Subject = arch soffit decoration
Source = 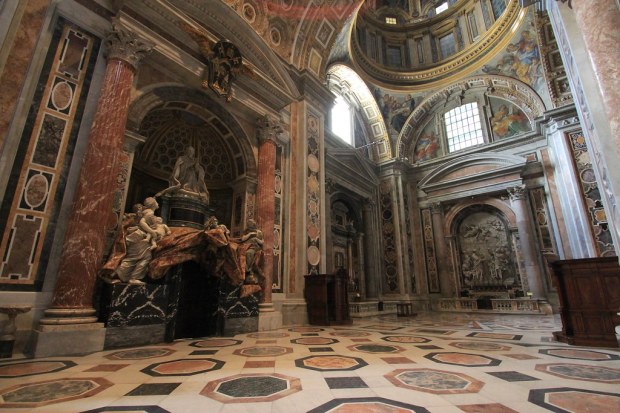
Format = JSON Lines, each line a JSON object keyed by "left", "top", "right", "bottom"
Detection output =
{"left": 443, "top": 198, "right": 518, "bottom": 236}
{"left": 291, "top": 1, "right": 364, "bottom": 76}
{"left": 327, "top": 64, "right": 392, "bottom": 161}
{"left": 419, "top": 152, "right": 527, "bottom": 189}
{"left": 397, "top": 75, "right": 546, "bottom": 158}
{"left": 126, "top": 85, "right": 257, "bottom": 178}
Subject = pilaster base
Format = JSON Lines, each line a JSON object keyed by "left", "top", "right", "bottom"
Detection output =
{"left": 258, "top": 309, "right": 282, "bottom": 331}
{"left": 280, "top": 300, "right": 308, "bottom": 326}
{"left": 32, "top": 323, "right": 105, "bottom": 358}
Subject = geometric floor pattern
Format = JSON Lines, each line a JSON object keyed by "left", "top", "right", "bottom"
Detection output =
{"left": 0, "top": 312, "right": 619, "bottom": 412}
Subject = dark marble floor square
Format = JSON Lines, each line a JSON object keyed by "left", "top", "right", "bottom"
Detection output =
{"left": 190, "top": 350, "right": 218, "bottom": 355}
{"left": 244, "top": 360, "right": 276, "bottom": 368}
{"left": 487, "top": 371, "right": 540, "bottom": 382}
{"left": 309, "top": 347, "right": 334, "bottom": 352}
{"left": 301, "top": 333, "right": 319, "bottom": 336}
{"left": 416, "top": 345, "right": 442, "bottom": 350}
{"left": 325, "top": 376, "right": 368, "bottom": 389}
{"left": 382, "top": 356, "right": 415, "bottom": 364}
{"left": 84, "top": 364, "right": 129, "bottom": 372}
{"left": 126, "top": 383, "right": 181, "bottom": 396}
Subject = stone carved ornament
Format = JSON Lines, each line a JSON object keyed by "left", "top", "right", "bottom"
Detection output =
{"left": 181, "top": 22, "right": 257, "bottom": 102}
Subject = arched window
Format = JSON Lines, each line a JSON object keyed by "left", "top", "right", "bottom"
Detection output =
{"left": 331, "top": 95, "right": 353, "bottom": 145}
{"left": 444, "top": 102, "right": 484, "bottom": 152}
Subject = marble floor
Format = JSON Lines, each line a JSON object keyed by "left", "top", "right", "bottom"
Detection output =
{"left": 1, "top": 312, "right": 619, "bottom": 413}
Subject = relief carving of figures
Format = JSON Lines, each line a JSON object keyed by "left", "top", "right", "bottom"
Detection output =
{"left": 457, "top": 209, "right": 519, "bottom": 288}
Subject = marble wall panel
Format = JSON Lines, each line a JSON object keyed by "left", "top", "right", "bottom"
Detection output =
{"left": 0, "top": 20, "right": 100, "bottom": 289}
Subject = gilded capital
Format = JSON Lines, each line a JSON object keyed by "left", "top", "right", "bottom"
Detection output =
{"left": 507, "top": 185, "right": 527, "bottom": 201}
{"left": 105, "top": 22, "right": 153, "bottom": 70}
{"left": 256, "top": 115, "right": 284, "bottom": 143}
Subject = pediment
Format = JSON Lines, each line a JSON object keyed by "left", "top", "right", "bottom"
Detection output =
{"left": 419, "top": 153, "right": 526, "bottom": 197}
{"left": 326, "top": 149, "right": 378, "bottom": 193}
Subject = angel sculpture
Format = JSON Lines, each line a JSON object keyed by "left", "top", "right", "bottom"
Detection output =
{"left": 181, "top": 22, "right": 257, "bottom": 102}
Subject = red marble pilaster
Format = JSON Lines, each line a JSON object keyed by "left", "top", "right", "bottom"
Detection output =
{"left": 41, "top": 24, "right": 152, "bottom": 325}
{"left": 0, "top": 0, "right": 50, "bottom": 148}
{"left": 255, "top": 116, "right": 283, "bottom": 309}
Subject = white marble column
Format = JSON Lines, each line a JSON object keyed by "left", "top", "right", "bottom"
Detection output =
{"left": 508, "top": 186, "right": 546, "bottom": 298}
{"left": 431, "top": 203, "right": 455, "bottom": 296}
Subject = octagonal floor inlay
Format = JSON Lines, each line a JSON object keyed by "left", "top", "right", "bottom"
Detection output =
{"left": 0, "top": 377, "right": 113, "bottom": 408}
{"left": 529, "top": 387, "right": 620, "bottom": 412}
{"left": 0, "top": 360, "right": 76, "bottom": 378}
{"left": 201, "top": 373, "right": 301, "bottom": 403}
{"left": 190, "top": 338, "right": 242, "bottom": 348}
{"left": 385, "top": 368, "right": 484, "bottom": 394}
{"left": 425, "top": 352, "right": 501, "bottom": 367}
{"left": 295, "top": 355, "right": 368, "bottom": 371}
{"left": 382, "top": 335, "right": 431, "bottom": 344}
{"left": 105, "top": 348, "right": 175, "bottom": 360}
{"left": 233, "top": 346, "right": 293, "bottom": 357}
{"left": 246, "top": 332, "right": 289, "bottom": 339}
{"left": 329, "top": 330, "right": 372, "bottom": 337}
{"left": 539, "top": 348, "right": 620, "bottom": 361}
{"left": 307, "top": 397, "right": 430, "bottom": 413}
{"left": 291, "top": 337, "right": 338, "bottom": 345}
{"left": 82, "top": 407, "right": 171, "bottom": 413}
{"left": 449, "top": 341, "right": 511, "bottom": 351}
{"left": 535, "top": 363, "right": 620, "bottom": 383}
{"left": 141, "top": 358, "right": 224, "bottom": 376}
{"left": 347, "top": 344, "right": 405, "bottom": 354}
{"left": 289, "top": 327, "right": 324, "bottom": 333}
{"left": 466, "top": 332, "right": 522, "bottom": 340}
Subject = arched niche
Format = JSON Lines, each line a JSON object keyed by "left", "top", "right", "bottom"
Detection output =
{"left": 125, "top": 86, "right": 257, "bottom": 228}
{"left": 448, "top": 204, "right": 522, "bottom": 296}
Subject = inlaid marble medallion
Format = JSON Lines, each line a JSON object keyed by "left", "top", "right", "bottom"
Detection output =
{"left": 535, "top": 363, "right": 620, "bottom": 383}
{"left": 382, "top": 335, "right": 431, "bottom": 344}
{"left": 233, "top": 346, "right": 293, "bottom": 357}
{"left": 295, "top": 355, "right": 368, "bottom": 371}
{"left": 105, "top": 347, "right": 175, "bottom": 360}
{"left": 190, "top": 338, "right": 242, "bottom": 348}
{"left": 425, "top": 352, "right": 502, "bottom": 367}
{"left": 385, "top": 368, "right": 484, "bottom": 394}
{"left": 449, "top": 341, "right": 511, "bottom": 351}
{"left": 307, "top": 397, "right": 430, "bottom": 413}
{"left": 291, "top": 337, "right": 338, "bottom": 345}
{"left": 0, "top": 360, "right": 75, "bottom": 378}
{"left": 529, "top": 387, "right": 620, "bottom": 412}
{"left": 0, "top": 377, "right": 112, "bottom": 408}
{"left": 539, "top": 348, "right": 620, "bottom": 361}
{"left": 141, "top": 358, "right": 224, "bottom": 376}
{"left": 348, "top": 344, "right": 405, "bottom": 354}
{"left": 201, "top": 373, "right": 301, "bottom": 403}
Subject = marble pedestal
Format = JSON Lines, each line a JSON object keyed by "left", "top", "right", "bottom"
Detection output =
{"left": 160, "top": 193, "right": 213, "bottom": 229}
{"left": 32, "top": 323, "right": 106, "bottom": 358}
{"left": 258, "top": 305, "right": 283, "bottom": 331}
{"left": 99, "top": 282, "right": 171, "bottom": 349}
